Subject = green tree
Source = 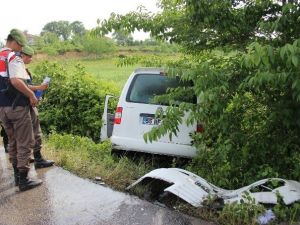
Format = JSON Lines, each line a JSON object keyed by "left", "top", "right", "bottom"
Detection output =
{"left": 96, "top": 0, "right": 300, "bottom": 50}
{"left": 39, "top": 32, "right": 60, "bottom": 45}
{"left": 70, "top": 21, "right": 86, "bottom": 37}
{"left": 42, "top": 20, "right": 72, "bottom": 40}
{"left": 112, "top": 30, "right": 134, "bottom": 46}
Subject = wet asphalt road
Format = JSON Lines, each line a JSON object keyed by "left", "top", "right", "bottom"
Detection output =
{"left": 0, "top": 148, "right": 214, "bottom": 225}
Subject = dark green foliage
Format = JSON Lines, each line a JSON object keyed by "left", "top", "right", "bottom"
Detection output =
{"left": 33, "top": 61, "right": 118, "bottom": 141}
{"left": 70, "top": 21, "right": 86, "bottom": 37}
{"left": 41, "top": 21, "right": 72, "bottom": 41}
{"left": 97, "top": 0, "right": 300, "bottom": 51}
{"left": 162, "top": 42, "right": 300, "bottom": 189}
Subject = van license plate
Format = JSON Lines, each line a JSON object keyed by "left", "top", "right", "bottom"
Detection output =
{"left": 142, "top": 117, "right": 161, "bottom": 125}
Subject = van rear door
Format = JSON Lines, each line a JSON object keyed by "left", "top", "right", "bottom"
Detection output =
{"left": 123, "top": 73, "right": 195, "bottom": 145}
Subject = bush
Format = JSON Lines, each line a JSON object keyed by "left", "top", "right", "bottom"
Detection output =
{"left": 82, "top": 34, "right": 116, "bottom": 56}
{"left": 33, "top": 61, "right": 118, "bottom": 141}
{"left": 34, "top": 33, "right": 82, "bottom": 55}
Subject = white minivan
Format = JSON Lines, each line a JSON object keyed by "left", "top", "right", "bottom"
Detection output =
{"left": 101, "top": 68, "right": 200, "bottom": 158}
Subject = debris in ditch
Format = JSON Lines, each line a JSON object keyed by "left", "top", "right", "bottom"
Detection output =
{"left": 126, "top": 168, "right": 300, "bottom": 208}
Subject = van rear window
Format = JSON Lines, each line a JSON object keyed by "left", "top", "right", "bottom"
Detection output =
{"left": 126, "top": 74, "right": 195, "bottom": 105}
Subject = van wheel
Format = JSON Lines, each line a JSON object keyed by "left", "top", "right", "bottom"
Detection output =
{"left": 111, "top": 149, "right": 126, "bottom": 158}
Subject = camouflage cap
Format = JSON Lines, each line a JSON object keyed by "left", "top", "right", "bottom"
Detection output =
{"left": 9, "top": 29, "right": 27, "bottom": 46}
{"left": 22, "top": 45, "right": 34, "bottom": 56}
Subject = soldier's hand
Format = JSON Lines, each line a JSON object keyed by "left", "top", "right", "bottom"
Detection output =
{"left": 39, "top": 83, "right": 49, "bottom": 90}
{"left": 29, "top": 95, "right": 39, "bottom": 107}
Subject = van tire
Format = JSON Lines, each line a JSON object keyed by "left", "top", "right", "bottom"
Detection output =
{"left": 111, "top": 149, "right": 127, "bottom": 158}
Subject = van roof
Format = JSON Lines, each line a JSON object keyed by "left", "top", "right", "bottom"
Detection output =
{"left": 134, "top": 68, "right": 165, "bottom": 74}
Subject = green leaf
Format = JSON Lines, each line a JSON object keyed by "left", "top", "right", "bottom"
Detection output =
{"left": 261, "top": 55, "right": 269, "bottom": 66}
{"left": 292, "top": 80, "right": 299, "bottom": 89}
{"left": 280, "top": 46, "right": 286, "bottom": 60}
{"left": 292, "top": 55, "right": 299, "bottom": 67}
{"left": 253, "top": 55, "right": 261, "bottom": 66}
{"left": 287, "top": 44, "right": 294, "bottom": 54}
{"left": 267, "top": 46, "right": 274, "bottom": 64}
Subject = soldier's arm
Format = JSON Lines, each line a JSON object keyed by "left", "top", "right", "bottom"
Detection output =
{"left": 10, "top": 78, "right": 38, "bottom": 107}
{"left": 28, "top": 83, "right": 48, "bottom": 91}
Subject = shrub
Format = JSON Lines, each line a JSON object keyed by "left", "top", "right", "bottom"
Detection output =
{"left": 82, "top": 34, "right": 116, "bottom": 56}
{"left": 33, "top": 61, "right": 118, "bottom": 141}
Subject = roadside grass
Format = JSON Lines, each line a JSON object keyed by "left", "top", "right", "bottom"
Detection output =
{"left": 43, "top": 133, "right": 153, "bottom": 190}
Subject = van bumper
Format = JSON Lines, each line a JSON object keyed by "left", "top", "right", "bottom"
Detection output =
{"left": 111, "top": 136, "right": 197, "bottom": 158}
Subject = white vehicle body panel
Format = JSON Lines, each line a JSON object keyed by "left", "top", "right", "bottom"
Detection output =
{"left": 127, "top": 168, "right": 300, "bottom": 207}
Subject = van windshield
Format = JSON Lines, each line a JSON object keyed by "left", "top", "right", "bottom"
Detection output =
{"left": 126, "top": 74, "right": 195, "bottom": 105}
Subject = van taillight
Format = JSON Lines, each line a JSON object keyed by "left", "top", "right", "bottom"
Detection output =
{"left": 196, "top": 123, "right": 204, "bottom": 133}
{"left": 114, "top": 107, "right": 123, "bottom": 124}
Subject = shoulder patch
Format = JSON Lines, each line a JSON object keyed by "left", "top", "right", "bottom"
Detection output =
{"left": 8, "top": 51, "right": 16, "bottom": 62}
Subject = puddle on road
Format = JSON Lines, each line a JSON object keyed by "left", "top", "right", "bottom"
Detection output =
{"left": 42, "top": 167, "right": 138, "bottom": 224}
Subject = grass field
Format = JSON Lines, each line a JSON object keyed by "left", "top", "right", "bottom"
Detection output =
{"left": 32, "top": 51, "right": 181, "bottom": 89}
{"left": 81, "top": 58, "right": 138, "bottom": 88}
{"left": 32, "top": 54, "right": 140, "bottom": 89}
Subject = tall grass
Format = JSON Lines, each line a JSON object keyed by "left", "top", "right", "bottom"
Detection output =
{"left": 43, "top": 133, "right": 153, "bottom": 190}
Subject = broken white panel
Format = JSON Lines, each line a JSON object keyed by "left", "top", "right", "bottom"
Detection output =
{"left": 223, "top": 178, "right": 300, "bottom": 205}
{"left": 127, "top": 168, "right": 300, "bottom": 207}
{"left": 126, "top": 168, "right": 224, "bottom": 207}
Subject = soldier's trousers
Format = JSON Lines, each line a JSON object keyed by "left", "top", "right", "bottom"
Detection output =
{"left": 0, "top": 106, "right": 34, "bottom": 172}
{"left": 30, "top": 107, "right": 42, "bottom": 153}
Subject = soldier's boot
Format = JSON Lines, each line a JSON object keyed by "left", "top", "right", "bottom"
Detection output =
{"left": 3, "top": 137, "right": 8, "bottom": 153}
{"left": 13, "top": 165, "right": 20, "bottom": 186}
{"left": 19, "top": 171, "right": 42, "bottom": 192}
{"left": 29, "top": 156, "right": 35, "bottom": 163}
{"left": 34, "top": 151, "right": 54, "bottom": 169}
{"left": 4, "top": 144, "right": 8, "bottom": 153}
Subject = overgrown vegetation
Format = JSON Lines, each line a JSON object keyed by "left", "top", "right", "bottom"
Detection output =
{"left": 32, "top": 61, "right": 118, "bottom": 141}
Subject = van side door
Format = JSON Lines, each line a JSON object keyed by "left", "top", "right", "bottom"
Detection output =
{"left": 100, "top": 95, "right": 115, "bottom": 141}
